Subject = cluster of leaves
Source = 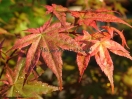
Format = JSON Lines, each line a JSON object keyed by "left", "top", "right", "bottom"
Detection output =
{"left": 0, "top": 3, "right": 132, "bottom": 98}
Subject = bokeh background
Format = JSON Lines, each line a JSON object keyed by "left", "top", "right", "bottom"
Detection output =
{"left": 0, "top": 0, "right": 132, "bottom": 99}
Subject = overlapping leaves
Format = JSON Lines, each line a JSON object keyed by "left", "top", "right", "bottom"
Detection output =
{"left": 45, "top": 4, "right": 68, "bottom": 32}
{"left": 10, "top": 20, "right": 83, "bottom": 90}
{"left": 2, "top": 4, "right": 132, "bottom": 96}
{"left": 0, "top": 57, "right": 59, "bottom": 97}
{"left": 76, "top": 29, "right": 132, "bottom": 93}
{"left": 71, "top": 10, "right": 132, "bottom": 30}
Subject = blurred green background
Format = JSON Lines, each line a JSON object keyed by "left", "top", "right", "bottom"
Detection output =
{"left": 0, "top": 0, "right": 132, "bottom": 99}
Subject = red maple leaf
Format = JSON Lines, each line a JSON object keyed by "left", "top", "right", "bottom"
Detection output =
{"left": 10, "top": 21, "right": 83, "bottom": 90}
{"left": 71, "top": 10, "right": 132, "bottom": 30}
{"left": 76, "top": 30, "right": 132, "bottom": 93}
{"left": 45, "top": 4, "right": 69, "bottom": 32}
{"left": 102, "top": 26, "right": 129, "bottom": 48}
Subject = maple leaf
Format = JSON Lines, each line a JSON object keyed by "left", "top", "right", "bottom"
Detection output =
{"left": 45, "top": 4, "right": 69, "bottom": 32}
{"left": 10, "top": 21, "right": 83, "bottom": 90}
{"left": 0, "top": 57, "right": 59, "bottom": 97}
{"left": 71, "top": 10, "right": 132, "bottom": 29}
{"left": 102, "top": 26, "right": 129, "bottom": 48}
{"left": 76, "top": 30, "right": 132, "bottom": 93}
{"left": 77, "top": 53, "right": 90, "bottom": 82}
{"left": 103, "top": 40, "right": 132, "bottom": 60}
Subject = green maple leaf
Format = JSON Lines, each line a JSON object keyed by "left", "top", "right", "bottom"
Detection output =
{"left": 0, "top": 57, "right": 59, "bottom": 98}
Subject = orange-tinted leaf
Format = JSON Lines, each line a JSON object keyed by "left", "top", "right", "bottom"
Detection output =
{"left": 102, "top": 26, "right": 114, "bottom": 38}
{"left": 105, "top": 40, "right": 132, "bottom": 60}
{"left": 82, "top": 30, "right": 91, "bottom": 41}
{"left": 110, "top": 49, "right": 132, "bottom": 60}
{"left": 96, "top": 39, "right": 132, "bottom": 61}
{"left": 91, "top": 32, "right": 111, "bottom": 40}
{"left": 45, "top": 4, "right": 68, "bottom": 33}
{"left": 95, "top": 46, "right": 114, "bottom": 93}
{"left": 10, "top": 34, "right": 40, "bottom": 50}
{"left": 102, "top": 26, "right": 129, "bottom": 48}
{"left": 88, "top": 40, "right": 100, "bottom": 56}
{"left": 41, "top": 44, "right": 63, "bottom": 90}
{"left": 77, "top": 30, "right": 111, "bottom": 42}
{"left": 77, "top": 53, "right": 90, "bottom": 82}
{"left": 104, "top": 40, "right": 129, "bottom": 53}
{"left": 24, "top": 37, "right": 41, "bottom": 79}
{"left": 73, "top": 13, "right": 99, "bottom": 29}
{"left": 76, "top": 36, "right": 115, "bottom": 92}
{"left": 88, "top": 20, "right": 99, "bottom": 31}
{"left": 93, "top": 39, "right": 132, "bottom": 92}
{"left": 71, "top": 11, "right": 132, "bottom": 28}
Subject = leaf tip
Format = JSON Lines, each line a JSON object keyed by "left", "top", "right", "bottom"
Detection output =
{"left": 78, "top": 76, "right": 83, "bottom": 83}
{"left": 59, "top": 85, "right": 63, "bottom": 91}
